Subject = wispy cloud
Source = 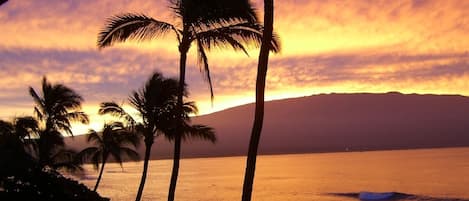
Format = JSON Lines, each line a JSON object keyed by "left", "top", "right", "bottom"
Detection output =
{"left": 0, "top": 0, "right": 468, "bottom": 133}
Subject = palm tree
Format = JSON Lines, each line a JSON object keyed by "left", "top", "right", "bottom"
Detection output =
{"left": 0, "top": 116, "right": 39, "bottom": 156}
{"left": 241, "top": 1, "right": 278, "bottom": 201}
{"left": 79, "top": 122, "right": 140, "bottom": 191}
{"left": 99, "top": 72, "right": 179, "bottom": 201}
{"left": 29, "top": 76, "right": 89, "bottom": 168}
{"left": 0, "top": 117, "right": 40, "bottom": 178}
{"left": 99, "top": 72, "right": 215, "bottom": 201}
{"left": 97, "top": 2, "right": 278, "bottom": 200}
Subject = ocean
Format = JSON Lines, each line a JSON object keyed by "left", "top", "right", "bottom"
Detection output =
{"left": 76, "top": 147, "right": 469, "bottom": 201}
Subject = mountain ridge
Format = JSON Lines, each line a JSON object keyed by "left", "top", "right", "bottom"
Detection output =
{"left": 65, "top": 92, "right": 469, "bottom": 159}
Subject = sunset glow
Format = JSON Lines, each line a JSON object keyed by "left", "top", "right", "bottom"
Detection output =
{"left": 1, "top": 0, "right": 468, "bottom": 134}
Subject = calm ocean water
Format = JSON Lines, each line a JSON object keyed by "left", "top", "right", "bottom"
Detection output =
{"left": 76, "top": 147, "right": 469, "bottom": 201}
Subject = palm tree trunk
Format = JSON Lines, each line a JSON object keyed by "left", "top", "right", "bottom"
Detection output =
{"left": 168, "top": 134, "right": 181, "bottom": 201}
{"left": 241, "top": 1, "right": 274, "bottom": 201}
{"left": 168, "top": 45, "right": 188, "bottom": 201}
{"left": 94, "top": 154, "right": 108, "bottom": 191}
{"left": 135, "top": 142, "right": 153, "bottom": 201}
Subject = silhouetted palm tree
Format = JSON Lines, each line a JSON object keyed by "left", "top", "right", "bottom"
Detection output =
{"left": 79, "top": 122, "right": 140, "bottom": 191}
{"left": 97, "top": 2, "right": 278, "bottom": 200}
{"left": 100, "top": 72, "right": 215, "bottom": 201}
{"left": 0, "top": 116, "right": 39, "bottom": 156}
{"left": 29, "top": 76, "right": 89, "bottom": 169}
{"left": 242, "top": 1, "right": 279, "bottom": 201}
{"left": 0, "top": 117, "right": 40, "bottom": 178}
{"left": 99, "top": 72, "right": 179, "bottom": 201}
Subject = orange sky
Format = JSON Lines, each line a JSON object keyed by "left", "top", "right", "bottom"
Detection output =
{"left": 0, "top": 0, "right": 468, "bottom": 134}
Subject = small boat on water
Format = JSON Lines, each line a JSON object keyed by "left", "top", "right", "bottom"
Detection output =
{"left": 359, "top": 192, "right": 395, "bottom": 200}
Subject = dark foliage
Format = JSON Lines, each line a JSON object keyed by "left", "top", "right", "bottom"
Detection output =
{"left": 0, "top": 144, "right": 107, "bottom": 201}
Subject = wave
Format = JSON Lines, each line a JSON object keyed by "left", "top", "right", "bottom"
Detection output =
{"left": 327, "top": 192, "right": 469, "bottom": 201}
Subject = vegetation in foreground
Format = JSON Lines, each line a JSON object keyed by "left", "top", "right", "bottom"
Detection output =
{"left": 0, "top": 77, "right": 107, "bottom": 200}
{"left": 0, "top": 72, "right": 215, "bottom": 201}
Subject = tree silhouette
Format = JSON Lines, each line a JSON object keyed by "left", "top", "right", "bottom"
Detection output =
{"left": 0, "top": 117, "right": 39, "bottom": 176}
{"left": 99, "top": 72, "right": 179, "bottom": 201}
{"left": 29, "top": 76, "right": 89, "bottom": 170}
{"left": 97, "top": 1, "right": 278, "bottom": 200}
{"left": 0, "top": 0, "right": 7, "bottom": 7}
{"left": 79, "top": 122, "right": 140, "bottom": 191}
{"left": 242, "top": 1, "right": 279, "bottom": 201}
{"left": 99, "top": 72, "right": 215, "bottom": 201}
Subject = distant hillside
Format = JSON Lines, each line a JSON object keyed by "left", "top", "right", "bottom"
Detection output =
{"left": 66, "top": 92, "right": 469, "bottom": 159}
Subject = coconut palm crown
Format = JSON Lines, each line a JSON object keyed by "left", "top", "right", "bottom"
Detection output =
{"left": 79, "top": 122, "right": 140, "bottom": 191}
{"left": 97, "top": 0, "right": 279, "bottom": 100}
{"left": 29, "top": 77, "right": 89, "bottom": 169}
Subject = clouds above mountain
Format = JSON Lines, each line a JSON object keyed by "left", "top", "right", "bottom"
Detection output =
{"left": 1, "top": 0, "right": 468, "bottom": 133}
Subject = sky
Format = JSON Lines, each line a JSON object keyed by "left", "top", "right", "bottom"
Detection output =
{"left": 0, "top": 0, "right": 468, "bottom": 134}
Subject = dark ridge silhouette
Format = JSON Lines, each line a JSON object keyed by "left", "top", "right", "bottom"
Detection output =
{"left": 66, "top": 92, "right": 469, "bottom": 159}
{"left": 329, "top": 192, "right": 469, "bottom": 201}
{"left": 0, "top": 0, "right": 7, "bottom": 6}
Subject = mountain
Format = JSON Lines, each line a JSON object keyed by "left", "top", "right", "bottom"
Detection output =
{"left": 66, "top": 92, "right": 469, "bottom": 159}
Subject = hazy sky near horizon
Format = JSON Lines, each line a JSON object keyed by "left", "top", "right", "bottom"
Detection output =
{"left": 1, "top": 0, "right": 468, "bottom": 133}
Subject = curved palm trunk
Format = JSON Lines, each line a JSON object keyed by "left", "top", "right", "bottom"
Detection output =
{"left": 135, "top": 141, "right": 153, "bottom": 201}
{"left": 168, "top": 134, "right": 181, "bottom": 201}
{"left": 241, "top": 1, "right": 274, "bottom": 201}
{"left": 94, "top": 154, "right": 108, "bottom": 191}
{"left": 168, "top": 43, "right": 188, "bottom": 201}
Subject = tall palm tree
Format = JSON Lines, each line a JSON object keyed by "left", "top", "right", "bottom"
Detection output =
{"left": 79, "top": 122, "right": 140, "bottom": 191}
{"left": 97, "top": 2, "right": 278, "bottom": 200}
{"left": 99, "top": 72, "right": 179, "bottom": 201}
{"left": 29, "top": 76, "right": 89, "bottom": 168}
{"left": 242, "top": 1, "right": 278, "bottom": 201}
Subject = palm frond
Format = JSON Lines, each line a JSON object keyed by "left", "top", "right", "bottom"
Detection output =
{"left": 195, "top": 22, "right": 280, "bottom": 53}
{"left": 76, "top": 147, "right": 100, "bottom": 165}
{"left": 109, "top": 147, "right": 124, "bottom": 166}
{"left": 119, "top": 147, "right": 140, "bottom": 161}
{"left": 97, "top": 13, "right": 178, "bottom": 48}
{"left": 64, "top": 112, "right": 90, "bottom": 124}
{"left": 29, "top": 87, "right": 45, "bottom": 121}
{"left": 183, "top": 124, "right": 216, "bottom": 143}
{"left": 196, "top": 37, "right": 215, "bottom": 102}
{"left": 14, "top": 116, "right": 39, "bottom": 139}
{"left": 50, "top": 148, "right": 84, "bottom": 174}
{"left": 172, "top": 0, "right": 258, "bottom": 28}
{"left": 183, "top": 101, "right": 198, "bottom": 116}
{"left": 86, "top": 129, "right": 103, "bottom": 144}
{"left": 99, "top": 102, "right": 137, "bottom": 126}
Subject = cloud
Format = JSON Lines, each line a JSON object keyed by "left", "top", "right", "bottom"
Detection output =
{"left": 272, "top": 0, "right": 469, "bottom": 55}
{"left": 1, "top": 0, "right": 468, "bottom": 124}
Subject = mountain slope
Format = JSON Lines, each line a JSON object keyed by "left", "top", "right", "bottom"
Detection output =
{"left": 66, "top": 92, "right": 469, "bottom": 159}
